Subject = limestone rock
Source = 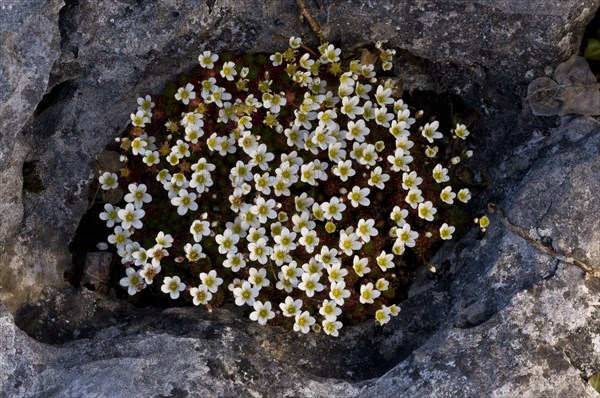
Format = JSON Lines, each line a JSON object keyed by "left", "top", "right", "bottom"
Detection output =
{"left": 1, "top": 0, "right": 600, "bottom": 397}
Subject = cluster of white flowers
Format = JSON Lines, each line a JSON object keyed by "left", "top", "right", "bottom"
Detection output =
{"left": 99, "top": 37, "right": 474, "bottom": 336}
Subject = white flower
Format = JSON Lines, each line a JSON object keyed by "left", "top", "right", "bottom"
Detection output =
{"left": 248, "top": 267, "right": 270, "bottom": 289}
{"left": 352, "top": 256, "right": 370, "bottom": 277}
{"left": 130, "top": 110, "right": 150, "bottom": 127}
{"left": 375, "top": 85, "right": 393, "bottom": 106}
{"left": 181, "top": 112, "right": 203, "bottom": 129}
{"left": 190, "top": 219, "right": 211, "bottom": 242}
{"left": 292, "top": 211, "right": 315, "bottom": 233}
{"left": 374, "top": 106, "right": 394, "bottom": 127}
{"left": 316, "top": 246, "right": 340, "bottom": 268}
{"left": 270, "top": 52, "right": 283, "bottom": 66}
{"left": 156, "top": 169, "right": 171, "bottom": 183}
{"left": 139, "top": 263, "right": 161, "bottom": 285}
{"left": 348, "top": 186, "right": 370, "bottom": 208}
{"left": 131, "top": 136, "right": 149, "bottom": 156}
{"left": 402, "top": 171, "right": 423, "bottom": 191}
{"left": 294, "top": 109, "right": 316, "bottom": 130}
{"left": 99, "top": 172, "right": 119, "bottom": 190}
{"left": 99, "top": 203, "right": 120, "bottom": 228}
{"left": 375, "top": 306, "right": 391, "bottom": 325}
{"left": 327, "top": 142, "right": 346, "bottom": 163}
{"left": 274, "top": 227, "right": 297, "bottom": 251}
{"left": 457, "top": 188, "right": 471, "bottom": 203}
{"left": 417, "top": 201, "right": 437, "bottom": 222}
{"left": 359, "top": 282, "right": 381, "bottom": 304}
{"left": 119, "top": 268, "right": 144, "bottom": 296}
{"left": 439, "top": 223, "right": 456, "bottom": 240}
{"left": 339, "top": 230, "right": 361, "bottom": 255}
{"left": 190, "top": 285, "right": 212, "bottom": 305}
{"left": 263, "top": 92, "right": 287, "bottom": 114}
{"left": 220, "top": 61, "right": 237, "bottom": 81}
{"left": 454, "top": 123, "right": 470, "bottom": 139}
{"left": 356, "top": 218, "right": 378, "bottom": 242}
{"left": 329, "top": 280, "right": 351, "bottom": 305}
{"left": 124, "top": 183, "right": 152, "bottom": 209}
{"left": 189, "top": 170, "right": 213, "bottom": 194}
{"left": 155, "top": 231, "right": 174, "bottom": 248}
{"left": 326, "top": 263, "right": 348, "bottom": 283}
{"left": 249, "top": 301, "right": 276, "bottom": 325}
{"left": 281, "top": 261, "right": 302, "bottom": 283}
{"left": 299, "top": 228, "right": 319, "bottom": 253}
{"left": 117, "top": 203, "right": 145, "bottom": 230}
{"left": 200, "top": 269, "right": 223, "bottom": 293}
{"left": 247, "top": 227, "right": 266, "bottom": 243}
{"left": 387, "top": 149, "right": 413, "bottom": 172}
{"left": 161, "top": 276, "right": 186, "bottom": 299}
{"left": 390, "top": 206, "right": 409, "bottom": 227}
{"left": 137, "top": 95, "right": 155, "bottom": 113}
{"left": 368, "top": 166, "right": 390, "bottom": 189}
{"left": 425, "top": 145, "right": 439, "bottom": 158}
{"left": 142, "top": 150, "right": 160, "bottom": 166}
{"left": 332, "top": 160, "right": 356, "bottom": 182}
{"left": 108, "top": 226, "right": 132, "bottom": 249}
{"left": 249, "top": 143, "right": 274, "bottom": 171}
{"left": 184, "top": 243, "right": 203, "bottom": 262}
{"left": 340, "top": 96, "right": 363, "bottom": 119}
{"left": 298, "top": 272, "right": 324, "bottom": 297}
{"left": 432, "top": 164, "right": 450, "bottom": 183}
{"left": 357, "top": 144, "right": 378, "bottom": 167}
{"left": 405, "top": 188, "right": 424, "bottom": 209}
{"left": 440, "top": 186, "right": 456, "bottom": 204}
{"left": 322, "top": 197, "right": 346, "bottom": 221}
{"left": 346, "top": 119, "right": 370, "bottom": 142}
{"left": 170, "top": 189, "right": 198, "bottom": 216}
{"left": 376, "top": 278, "right": 390, "bottom": 291}
{"left": 200, "top": 77, "right": 217, "bottom": 99}
{"left": 147, "top": 244, "right": 169, "bottom": 266}
{"left": 293, "top": 311, "right": 316, "bottom": 334}
{"left": 175, "top": 83, "right": 196, "bottom": 105}
{"left": 198, "top": 51, "right": 219, "bottom": 69}
{"left": 422, "top": 121, "right": 442, "bottom": 143}
{"left": 233, "top": 281, "right": 259, "bottom": 306}
{"left": 250, "top": 197, "right": 277, "bottom": 224}
{"left": 223, "top": 252, "right": 246, "bottom": 272}
{"left": 376, "top": 251, "right": 395, "bottom": 271}
{"left": 302, "top": 258, "right": 323, "bottom": 277}
{"left": 396, "top": 224, "right": 419, "bottom": 247}
{"left": 208, "top": 87, "right": 231, "bottom": 107}
{"left": 355, "top": 82, "right": 372, "bottom": 100}
{"left": 280, "top": 296, "right": 303, "bottom": 317}
{"left": 215, "top": 229, "right": 240, "bottom": 254}
{"left": 254, "top": 172, "right": 273, "bottom": 195}
{"left": 389, "top": 120, "right": 408, "bottom": 139}
{"left": 294, "top": 192, "right": 315, "bottom": 213}
{"left": 248, "top": 238, "right": 272, "bottom": 264}
{"left": 289, "top": 36, "right": 302, "bottom": 49}
{"left": 319, "top": 299, "right": 341, "bottom": 321}
{"left": 230, "top": 160, "right": 254, "bottom": 185}
{"left": 322, "top": 319, "right": 343, "bottom": 337}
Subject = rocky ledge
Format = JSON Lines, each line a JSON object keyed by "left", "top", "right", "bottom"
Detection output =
{"left": 1, "top": 0, "right": 599, "bottom": 397}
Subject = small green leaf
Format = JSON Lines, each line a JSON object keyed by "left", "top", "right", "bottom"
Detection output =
{"left": 583, "top": 38, "right": 600, "bottom": 61}
{"left": 589, "top": 372, "right": 600, "bottom": 393}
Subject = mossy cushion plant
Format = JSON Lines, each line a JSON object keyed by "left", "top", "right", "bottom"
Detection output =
{"left": 97, "top": 37, "right": 477, "bottom": 336}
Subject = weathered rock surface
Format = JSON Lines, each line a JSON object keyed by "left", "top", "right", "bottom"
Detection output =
{"left": 1, "top": 0, "right": 599, "bottom": 397}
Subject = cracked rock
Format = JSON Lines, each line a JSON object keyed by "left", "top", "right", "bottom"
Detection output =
{"left": 1, "top": 0, "right": 599, "bottom": 397}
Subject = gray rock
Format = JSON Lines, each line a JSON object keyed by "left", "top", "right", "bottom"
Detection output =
{"left": 1, "top": 0, "right": 600, "bottom": 397}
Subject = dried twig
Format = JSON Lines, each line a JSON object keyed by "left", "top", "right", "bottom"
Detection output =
{"left": 487, "top": 203, "right": 600, "bottom": 279}
{"left": 87, "top": 184, "right": 101, "bottom": 210}
{"left": 295, "top": 0, "right": 326, "bottom": 44}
